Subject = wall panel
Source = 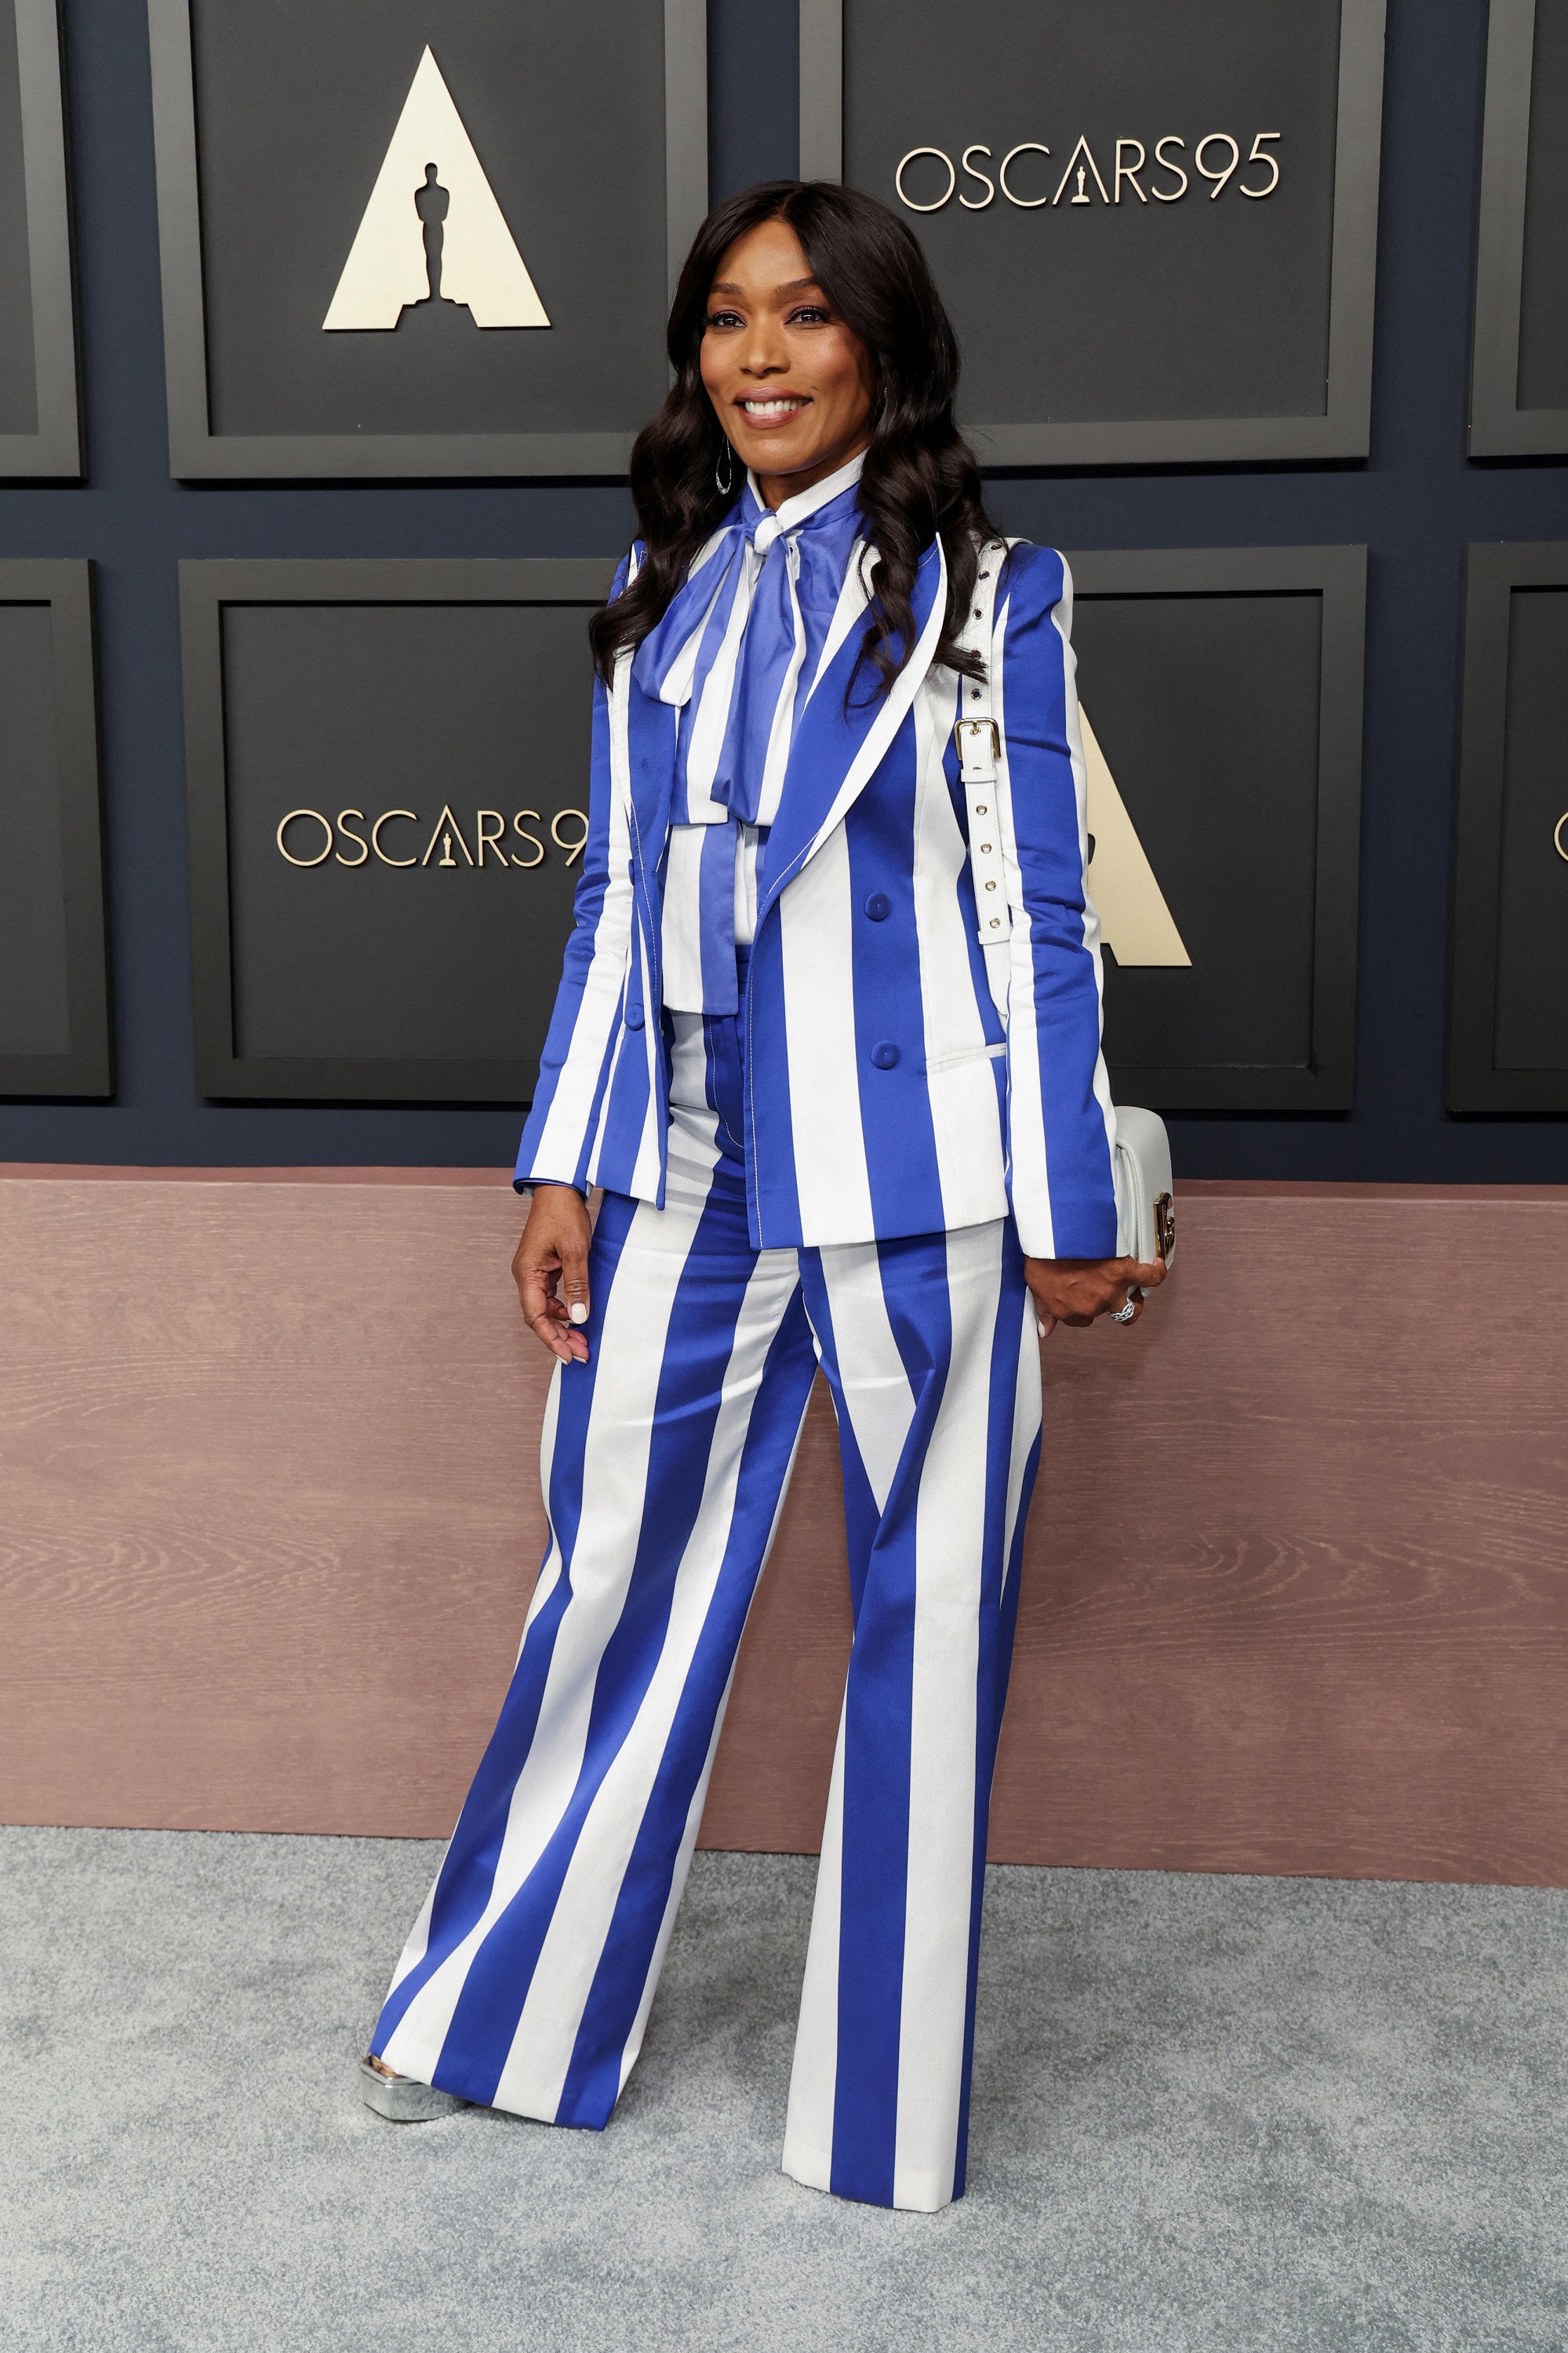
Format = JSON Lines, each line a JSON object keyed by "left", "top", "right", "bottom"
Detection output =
{"left": 147, "top": 0, "right": 707, "bottom": 475}
{"left": 0, "top": 0, "right": 80, "bottom": 475}
{"left": 1470, "top": 0, "right": 1568, "bottom": 453}
{"left": 4, "top": 1167, "right": 1565, "bottom": 1886}
{"left": 1, "top": 0, "right": 1566, "bottom": 1184}
{"left": 0, "top": 562, "right": 111, "bottom": 1097}
{"left": 803, "top": 0, "right": 1385, "bottom": 464}
{"left": 1450, "top": 542, "right": 1568, "bottom": 1111}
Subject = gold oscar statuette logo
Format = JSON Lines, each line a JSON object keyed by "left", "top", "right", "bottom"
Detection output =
{"left": 1078, "top": 707, "right": 1191, "bottom": 968}
{"left": 323, "top": 47, "right": 549, "bottom": 331}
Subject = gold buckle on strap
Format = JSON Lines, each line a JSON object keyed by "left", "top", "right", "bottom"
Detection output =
{"left": 955, "top": 718, "right": 1001, "bottom": 766}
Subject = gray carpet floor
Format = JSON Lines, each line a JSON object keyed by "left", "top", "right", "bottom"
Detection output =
{"left": 2, "top": 1829, "right": 1566, "bottom": 2352}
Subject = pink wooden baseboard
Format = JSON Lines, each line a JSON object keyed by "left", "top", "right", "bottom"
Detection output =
{"left": 2, "top": 1167, "right": 1566, "bottom": 1882}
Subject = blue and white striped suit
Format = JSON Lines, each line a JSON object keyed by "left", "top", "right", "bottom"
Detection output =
{"left": 371, "top": 463, "right": 1117, "bottom": 2210}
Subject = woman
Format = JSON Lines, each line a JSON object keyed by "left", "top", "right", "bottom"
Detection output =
{"left": 361, "top": 180, "right": 1164, "bottom": 2213}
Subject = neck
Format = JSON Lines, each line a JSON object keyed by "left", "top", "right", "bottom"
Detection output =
{"left": 755, "top": 432, "right": 871, "bottom": 513}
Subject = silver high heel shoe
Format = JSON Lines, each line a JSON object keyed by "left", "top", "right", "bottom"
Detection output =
{"left": 358, "top": 2055, "right": 467, "bottom": 2122}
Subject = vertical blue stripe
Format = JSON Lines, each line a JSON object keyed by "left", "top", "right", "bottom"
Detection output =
{"left": 740, "top": 918, "right": 800, "bottom": 1249}
{"left": 842, "top": 766, "right": 944, "bottom": 1238}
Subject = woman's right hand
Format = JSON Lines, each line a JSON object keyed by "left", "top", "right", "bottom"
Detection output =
{"left": 511, "top": 1184, "right": 595, "bottom": 1364}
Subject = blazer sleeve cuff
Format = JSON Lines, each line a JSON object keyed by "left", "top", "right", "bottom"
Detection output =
{"left": 1012, "top": 1192, "right": 1119, "bottom": 1260}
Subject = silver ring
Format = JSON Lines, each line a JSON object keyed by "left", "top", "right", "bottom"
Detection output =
{"left": 1108, "top": 1286, "right": 1141, "bottom": 1325}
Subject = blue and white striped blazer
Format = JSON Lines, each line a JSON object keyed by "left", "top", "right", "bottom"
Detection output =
{"left": 515, "top": 533, "right": 1119, "bottom": 1259}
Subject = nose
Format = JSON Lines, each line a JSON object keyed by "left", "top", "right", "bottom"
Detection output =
{"left": 737, "top": 317, "right": 790, "bottom": 380}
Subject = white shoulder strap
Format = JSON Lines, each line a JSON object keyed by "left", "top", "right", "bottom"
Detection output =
{"left": 954, "top": 541, "right": 1009, "bottom": 950}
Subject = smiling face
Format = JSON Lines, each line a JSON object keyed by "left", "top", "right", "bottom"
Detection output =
{"left": 699, "top": 217, "right": 879, "bottom": 511}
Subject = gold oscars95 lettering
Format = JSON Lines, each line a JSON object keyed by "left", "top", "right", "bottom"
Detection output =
{"left": 275, "top": 805, "right": 590, "bottom": 870}
{"left": 893, "top": 132, "right": 1283, "bottom": 213}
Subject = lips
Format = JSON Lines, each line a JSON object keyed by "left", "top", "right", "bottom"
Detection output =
{"left": 737, "top": 395, "right": 809, "bottom": 423}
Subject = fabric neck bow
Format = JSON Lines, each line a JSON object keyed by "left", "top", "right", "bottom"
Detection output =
{"left": 630, "top": 453, "right": 868, "bottom": 1014}
{"left": 631, "top": 456, "right": 868, "bottom": 827}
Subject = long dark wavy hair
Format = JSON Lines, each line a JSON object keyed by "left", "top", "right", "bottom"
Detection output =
{"left": 588, "top": 180, "right": 1000, "bottom": 699}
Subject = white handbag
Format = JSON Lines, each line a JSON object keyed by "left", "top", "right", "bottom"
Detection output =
{"left": 1109, "top": 1103, "right": 1176, "bottom": 1268}
{"left": 954, "top": 540, "right": 1174, "bottom": 1275}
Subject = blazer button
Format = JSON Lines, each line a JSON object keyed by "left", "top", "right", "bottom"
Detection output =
{"left": 624, "top": 1002, "right": 646, "bottom": 1031}
{"left": 871, "top": 1041, "right": 900, "bottom": 1070}
{"left": 864, "top": 892, "right": 890, "bottom": 922}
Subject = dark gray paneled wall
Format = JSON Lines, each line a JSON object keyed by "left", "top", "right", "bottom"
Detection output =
{"left": 0, "top": 0, "right": 1563, "bottom": 1180}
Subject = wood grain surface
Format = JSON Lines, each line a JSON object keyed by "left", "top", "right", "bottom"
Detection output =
{"left": 2, "top": 1170, "right": 1566, "bottom": 1884}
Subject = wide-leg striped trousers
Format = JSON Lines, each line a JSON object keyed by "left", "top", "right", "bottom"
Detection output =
{"left": 371, "top": 1060, "right": 1043, "bottom": 2212}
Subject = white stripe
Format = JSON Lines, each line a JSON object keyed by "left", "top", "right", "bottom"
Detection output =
{"left": 910, "top": 679, "right": 1010, "bottom": 1231}
{"left": 814, "top": 1242, "right": 915, "bottom": 1515}
{"left": 990, "top": 591, "right": 1053, "bottom": 1257}
{"left": 733, "top": 820, "right": 762, "bottom": 947}
{"left": 492, "top": 1243, "right": 803, "bottom": 2118}
{"left": 666, "top": 1009, "right": 714, "bottom": 1126}
{"left": 660, "top": 826, "right": 708, "bottom": 1013}
{"left": 778, "top": 827, "right": 875, "bottom": 1245}
{"left": 893, "top": 1219, "right": 1002, "bottom": 2213}
{"left": 517, "top": 1367, "right": 567, "bottom": 1659}
{"left": 379, "top": 1182, "right": 709, "bottom": 2087}
{"left": 780, "top": 1707, "right": 846, "bottom": 2191}
{"left": 654, "top": 568, "right": 729, "bottom": 711}
{"left": 1001, "top": 1305, "right": 1042, "bottom": 1608}
{"left": 525, "top": 646, "right": 636, "bottom": 1184}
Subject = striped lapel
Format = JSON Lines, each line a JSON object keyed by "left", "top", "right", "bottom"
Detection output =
{"left": 756, "top": 537, "right": 948, "bottom": 929}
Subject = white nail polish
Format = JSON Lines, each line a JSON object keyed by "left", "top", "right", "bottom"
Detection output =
{"left": 569, "top": 1302, "right": 589, "bottom": 1325}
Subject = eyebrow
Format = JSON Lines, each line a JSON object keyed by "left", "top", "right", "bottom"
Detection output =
{"left": 707, "top": 275, "right": 824, "bottom": 299}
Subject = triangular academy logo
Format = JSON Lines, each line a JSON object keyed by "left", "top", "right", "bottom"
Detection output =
{"left": 1079, "top": 706, "right": 1191, "bottom": 966}
{"left": 322, "top": 47, "right": 549, "bottom": 330}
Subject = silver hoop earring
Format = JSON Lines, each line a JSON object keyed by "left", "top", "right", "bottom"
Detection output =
{"left": 715, "top": 442, "right": 734, "bottom": 495}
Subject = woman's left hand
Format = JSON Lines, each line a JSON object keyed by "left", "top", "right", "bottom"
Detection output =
{"left": 1025, "top": 1253, "right": 1167, "bottom": 1337}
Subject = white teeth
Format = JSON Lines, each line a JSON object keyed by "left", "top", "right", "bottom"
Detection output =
{"left": 741, "top": 398, "right": 805, "bottom": 416}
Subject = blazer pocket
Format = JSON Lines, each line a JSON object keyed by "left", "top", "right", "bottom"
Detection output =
{"left": 924, "top": 1042, "right": 1007, "bottom": 1076}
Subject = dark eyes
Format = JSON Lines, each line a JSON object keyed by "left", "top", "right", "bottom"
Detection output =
{"left": 702, "top": 304, "right": 835, "bottom": 331}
